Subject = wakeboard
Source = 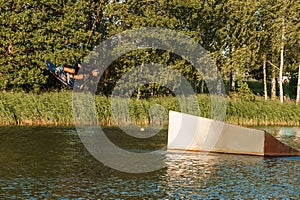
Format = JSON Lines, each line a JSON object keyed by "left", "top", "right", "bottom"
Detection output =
{"left": 46, "top": 60, "right": 73, "bottom": 88}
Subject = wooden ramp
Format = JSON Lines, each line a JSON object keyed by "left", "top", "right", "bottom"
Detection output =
{"left": 167, "top": 111, "right": 300, "bottom": 156}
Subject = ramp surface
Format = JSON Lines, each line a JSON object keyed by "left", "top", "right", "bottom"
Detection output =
{"left": 167, "top": 111, "right": 300, "bottom": 156}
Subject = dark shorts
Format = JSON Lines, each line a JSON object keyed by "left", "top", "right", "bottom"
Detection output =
{"left": 73, "top": 63, "right": 80, "bottom": 74}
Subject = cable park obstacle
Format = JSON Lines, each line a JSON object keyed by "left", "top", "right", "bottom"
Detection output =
{"left": 168, "top": 111, "right": 300, "bottom": 156}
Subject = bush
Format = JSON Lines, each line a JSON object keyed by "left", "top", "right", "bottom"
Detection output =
{"left": 236, "top": 82, "right": 255, "bottom": 101}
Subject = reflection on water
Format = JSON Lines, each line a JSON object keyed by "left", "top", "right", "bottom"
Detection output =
{"left": 164, "top": 152, "right": 299, "bottom": 199}
{"left": 0, "top": 126, "right": 299, "bottom": 199}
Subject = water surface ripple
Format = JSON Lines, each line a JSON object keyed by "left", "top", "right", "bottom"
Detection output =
{"left": 0, "top": 126, "right": 299, "bottom": 199}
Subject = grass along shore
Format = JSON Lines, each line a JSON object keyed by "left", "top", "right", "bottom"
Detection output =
{"left": 0, "top": 91, "right": 300, "bottom": 126}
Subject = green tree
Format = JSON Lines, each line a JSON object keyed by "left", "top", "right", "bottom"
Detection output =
{"left": 259, "top": 0, "right": 299, "bottom": 102}
{"left": 102, "top": 0, "right": 206, "bottom": 97}
{"left": 0, "top": 0, "right": 107, "bottom": 92}
{"left": 199, "top": 0, "right": 262, "bottom": 92}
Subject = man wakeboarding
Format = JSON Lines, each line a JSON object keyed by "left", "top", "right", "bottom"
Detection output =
{"left": 46, "top": 60, "right": 100, "bottom": 89}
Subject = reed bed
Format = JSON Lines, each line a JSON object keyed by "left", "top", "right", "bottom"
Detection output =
{"left": 0, "top": 92, "right": 74, "bottom": 125}
{"left": 0, "top": 92, "right": 300, "bottom": 126}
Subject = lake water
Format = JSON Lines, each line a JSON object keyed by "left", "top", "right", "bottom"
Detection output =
{"left": 0, "top": 126, "right": 299, "bottom": 199}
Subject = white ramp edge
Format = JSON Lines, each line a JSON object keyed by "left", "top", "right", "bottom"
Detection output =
{"left": 167, "top": 111, "right": 300, "bottom": 156}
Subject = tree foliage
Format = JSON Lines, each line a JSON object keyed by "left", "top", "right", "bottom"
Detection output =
{"left": 0, "top": 0, "right": 107, "bottom": 92}
{"left": 0, "top": 0, "right": 299, "bottom": 102}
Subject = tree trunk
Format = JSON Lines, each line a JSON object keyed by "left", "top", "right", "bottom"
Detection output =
{"left": 263, "top": 55, "right": 268, "bottom": 100}
{"left": 230, "top": 71, "right": 236, "bottom": 92}
{"left": 279, "top": 38, "right": 284, "bottom": 103}
{"left": 101, "top": 69, "right": 109, "bottom": 95}
{"left": 271, "top": 65, "right": 276, "bottom": 100}
{"left": 296, "top": 63, "right": 300, "bottom": 105}
{"left": 200, "top": 80, "right": 204, "bottom": 94}
{"left": 279, "top": 3, "right": 286, "bottom": 103}
{"left": 137, "top": 88, "right": 141, "bottom": 100}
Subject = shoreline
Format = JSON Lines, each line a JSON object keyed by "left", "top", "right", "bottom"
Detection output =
{"left": 1, "top": 121, "right": 299, "bottom": 127}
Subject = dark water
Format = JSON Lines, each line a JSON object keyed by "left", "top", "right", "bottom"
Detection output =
{"left": 0, "top": 126, "right": 299, "bottom": 199}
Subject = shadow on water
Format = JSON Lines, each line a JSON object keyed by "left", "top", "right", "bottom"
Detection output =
{"left": 0, "top": 126, "right": 299, "bottom": 199}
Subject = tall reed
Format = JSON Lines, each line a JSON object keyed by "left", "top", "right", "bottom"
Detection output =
{"left": 1, "top": 92, "right": 300, "bottom": 126}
